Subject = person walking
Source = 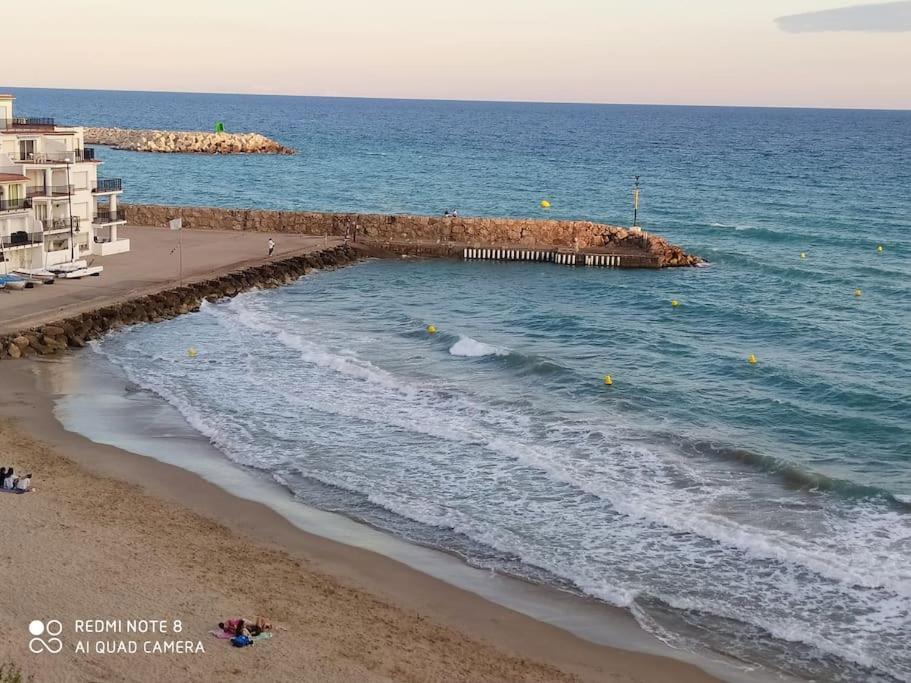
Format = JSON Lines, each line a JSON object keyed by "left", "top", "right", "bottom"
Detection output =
{"left": 267, "top": 238, "right": 275, "bottom": 256}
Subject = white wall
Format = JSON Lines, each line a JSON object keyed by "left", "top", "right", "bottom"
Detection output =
{"left": 0, "top": 212, "right": 29, "bottom": 236}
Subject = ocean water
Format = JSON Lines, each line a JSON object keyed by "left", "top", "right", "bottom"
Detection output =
{"left": 10, "top": 88, "right": 911, "bottom": 681}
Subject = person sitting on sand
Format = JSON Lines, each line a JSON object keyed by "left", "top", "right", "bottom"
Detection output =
{"left": 218, "top": 618, "right": 240, "bottom": 635}
{"left": 15, "top": 474, "right": 31, "bottom": 492}
{"left": 3, "top": 468, "right": 15, "bottom": 489}
{"left": 0, "top": 468, "right": 7, "bottom": 488}
{"left": 248, "top": 616, "right": 272, "bottom": 637}
{"left": 219, "top": 618, "right": 251, "bottom": 637}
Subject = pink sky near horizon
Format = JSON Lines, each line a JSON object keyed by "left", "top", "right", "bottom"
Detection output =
{"left": 7, "top": 0, "right": 911, "bottom": 109}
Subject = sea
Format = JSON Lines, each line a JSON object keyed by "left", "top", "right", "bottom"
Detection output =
{"left": 9, "top": 88, "right": 911, "bottom": 682}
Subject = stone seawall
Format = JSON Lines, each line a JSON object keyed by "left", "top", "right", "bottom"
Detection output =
{"left": 0, "top": 245, "right": 358, "bottom": 360}
{"left": 84, "top": 127, "right": 294, "bottom": 155}
{"left": 124, "top": 205, "right": 699, "bottom": 267}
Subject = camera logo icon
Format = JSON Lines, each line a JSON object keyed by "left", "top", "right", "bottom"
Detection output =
{"left": 28, "top": 620, "right": 63, "bottom": 654}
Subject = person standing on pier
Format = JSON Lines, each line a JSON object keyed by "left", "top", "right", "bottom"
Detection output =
{"left": 267, "top": 238, "right": 275, "bottom": 256}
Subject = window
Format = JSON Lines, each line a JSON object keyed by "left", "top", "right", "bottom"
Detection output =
{"left": 18, "top": 139, "right": 36, "bottom": 160}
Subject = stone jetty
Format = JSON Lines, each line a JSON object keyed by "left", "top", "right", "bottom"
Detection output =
{"left": 125, "top": 204, "right": 701, "bottom": 267}
{"left": 0, "top": 244, "right": 357, "bottom": 360}
{"left": 83, "top": 127, "right": 294, "bottom": 155}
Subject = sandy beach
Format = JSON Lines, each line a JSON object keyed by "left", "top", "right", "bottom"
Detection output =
{"left": 0, "top": 225, "right": 340, "bottom": 336}
{"left": 0, "top": 360, "right": 720, "bottom": 683}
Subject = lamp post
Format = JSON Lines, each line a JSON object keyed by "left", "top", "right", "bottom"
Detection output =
{"left": 65, "top": 155, "right": 74, "bottom": 263}
{"left": 632, "top": 175, "right": 641, "bottom": 228}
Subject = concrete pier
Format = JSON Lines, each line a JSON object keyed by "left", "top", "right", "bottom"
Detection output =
{"left": 124, "top": 204, "right": 700, "bottom": 268}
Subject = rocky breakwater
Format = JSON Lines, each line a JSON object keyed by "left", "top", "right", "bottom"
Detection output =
{"left": 600, "top": 227, "right": 699, "bottom": 267}
{"left": 124, "top": 205, "right": 701, "bottom": 267}
{"left": 0, "top": 245, "right": 357, "bottom": 360}
{"left": 83, "top": 127, "right": 294, "bottom": 155}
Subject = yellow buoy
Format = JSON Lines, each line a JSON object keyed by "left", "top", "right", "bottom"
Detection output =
{"left": 187, "top": 347, "right": 198, "bottom": 358}
{"left": 747, "top": 354, "right": 757, "bottom": 365}
{"left": 854, "top": 288, "right": 862, "bottom": 298}
{"left": 877, "top": 244, "right": 884, "bottom": 253}
{"left": 603, "top": 374, "right": 613, "bottom": 386}
{"left": 540, "top": 200, "right": 551, "bottom": 209}
{"left": 426, "top": 324, "right": 437, "bottom": 334}
{"left": 671, "top": 299, "right": 679, "bottom": 307}
{"left": 800, "top": 252, "right": 806, "bottom": 260}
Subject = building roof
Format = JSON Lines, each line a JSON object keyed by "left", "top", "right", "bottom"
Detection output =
{"left": 10, "top": 131, "right": 73, "bottom": 136}
{"left": 0, "top": 94, "right": 15, "bottom": 99}
{"left": 0, "top": 173, "right": 28, "bottom": 182}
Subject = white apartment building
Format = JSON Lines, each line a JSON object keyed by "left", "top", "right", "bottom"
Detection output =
{"left": 0, "top": 93, "right": 128, "bottom": 270}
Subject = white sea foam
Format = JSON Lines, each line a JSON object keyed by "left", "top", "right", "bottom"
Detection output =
{"left": 88, "top": 286, "right": 911, "bottom": 682}
{"left": 449, "top": 335, "right": 507, "bottom": 357}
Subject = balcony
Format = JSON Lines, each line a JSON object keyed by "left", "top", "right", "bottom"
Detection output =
{"left": 0, "top": 116, "right": 55, "bottom": 130}
{"left": 93, "top": 178, "right": 123, "bottom": 193}
{"left": 27, "top": 185, "right": 73, "bottom": 198}
{"left": 0, "top": 198, "right": 32, "bottom": 212}
{"left": 93, "top": 209, "right": 126, "bottom": 224}
{"left": 17, "top": 148, "right": 96, "bottom": 164}
{"left": 0, "top": 232, "right": 43, "bottom": 248}
{"left": 43, "top": 217, "right": 81, "bottom": 232}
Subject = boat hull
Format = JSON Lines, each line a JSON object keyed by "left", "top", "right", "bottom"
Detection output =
{"left": 13, "top": 268, "right": 56, "bottom": 284}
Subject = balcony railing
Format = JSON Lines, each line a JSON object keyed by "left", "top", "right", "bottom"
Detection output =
{"left": 0, "top": 116, "right": 55, "bottom": 130}
{"left": 94, "top": 209, "right": 126, "bottom": 224}
{"left": 27, "top": 185, "right": 74, "bottom": 198}
{"left": 93, "top": 178, "right": 123, "bottom": 193}
{"left": 43, "top": 217, "right": 80, "bottom": 232}
{"left": 0, "top": 198, "right": 32, "bottom": 212}
{"left": 17, "top": 148, "right": 96, "bottom": 164}
{"left": 0, "top": 232, "right": 43, "bottom": 248}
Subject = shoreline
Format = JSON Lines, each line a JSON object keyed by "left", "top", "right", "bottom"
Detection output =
{"left": 0, "top": 357, "right": 727, "bottom": 682}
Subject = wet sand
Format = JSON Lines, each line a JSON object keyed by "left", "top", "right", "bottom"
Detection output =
{"left": 0, "top": 225, "right": 339, "bottom": 335}
{"left": 0, "top": 360, "right": 721, "bottom": 683}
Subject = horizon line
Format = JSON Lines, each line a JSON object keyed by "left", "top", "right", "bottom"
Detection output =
{"left": 2, "top": 83, "right": 910, "bottom": 113}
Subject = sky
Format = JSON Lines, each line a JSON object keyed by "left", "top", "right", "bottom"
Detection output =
{"left": 5, "top": 0, "right": 911, "bottom": 109}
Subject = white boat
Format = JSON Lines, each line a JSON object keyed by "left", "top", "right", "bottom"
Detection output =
{"left": 13, "top": 268, "right": 56, "bottom": 285}
{"left": 47, "top": 260, "right": 88, "bottom": 274}
{"left": 60, "top": 265, "right": 103, "bottom": 279}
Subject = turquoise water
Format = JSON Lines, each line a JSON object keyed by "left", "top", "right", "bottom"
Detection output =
{"left": 10, "top": 88, "right": 910, "bottom": 681}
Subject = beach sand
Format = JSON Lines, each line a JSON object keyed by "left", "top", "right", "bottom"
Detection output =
{"left": 0, "top": 225, "right": 341, "bottom": 335}
{"left": 0, "top": 360, "right": 720, "bottom": 683}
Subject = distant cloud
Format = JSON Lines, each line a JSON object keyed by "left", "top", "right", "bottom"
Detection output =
{"left": 776, "top": 1, "right": 911, "bottom": 32}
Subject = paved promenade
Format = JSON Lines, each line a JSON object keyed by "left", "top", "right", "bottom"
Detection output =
{"left": 0, "top": 225, "right": 338, "bottom": 335}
